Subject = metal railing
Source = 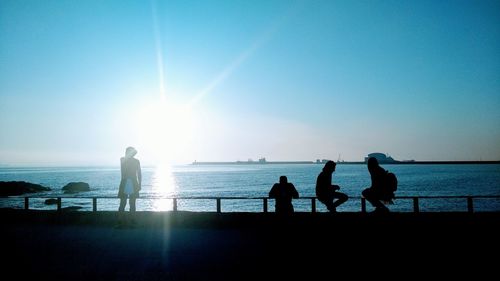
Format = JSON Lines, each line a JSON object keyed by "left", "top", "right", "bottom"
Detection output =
{"left": 7, "top": 195, "right": 500, "bottom": 213}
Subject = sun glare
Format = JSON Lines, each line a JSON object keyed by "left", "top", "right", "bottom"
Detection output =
{"left": 134, "top": 98, "right": 195, "bottom": 164}
{"left": 151, "top": 163, "right": 176, "bottom": 211}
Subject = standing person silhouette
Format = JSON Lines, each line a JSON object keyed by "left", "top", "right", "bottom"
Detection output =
{"left": 118, "top": 146, "right": 142, "bottom": 226}
{"left": 269, "top": 176, "right": 299, "bottom": 213}
{"left": 316, "top": 161, "right": 348, "bottom": 212}
{"left": 362, "top": 157, "right": 390, "bottom": 213}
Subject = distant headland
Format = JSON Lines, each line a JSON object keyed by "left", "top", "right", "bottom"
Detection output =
{"left": 192, "top": 154, "right": 500, "bottom": 165}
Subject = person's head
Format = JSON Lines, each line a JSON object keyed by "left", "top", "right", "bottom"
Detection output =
{"left": 323, "top": 160, "right": 336, "bottom": 174}
{"left": 125, "top": 147, "right": 137, "bottom": 158}
{"left": 367, "top": 157, "right": 379, "bottom": 172}
{"left": 279, "top": 176, "right": 288, "bottom": 184}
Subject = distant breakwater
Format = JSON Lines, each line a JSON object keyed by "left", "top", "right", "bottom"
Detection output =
{"left": 192, "top": 160, "right": 500, "bottom": 165}
{"left": 192, "top": 161, "right": 315, "bottom": 165}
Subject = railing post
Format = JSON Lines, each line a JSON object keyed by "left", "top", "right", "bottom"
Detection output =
{"left": 263, "top": 198, "right": 268, "bottom": 213}
{"left": 93, "top": 197, "right": 97, "bottom": 212}
{"left": 173, "top": 198, "right": 177, "bottom": 212}
{"left": 467, "top": 197, "right": 474, "bottom": 213}
{"left": 361, "top": 198, "right": 366, "bottom": 213}
{"left": 311, "top": 198, "right": 316, "bottom": 213}
{"left": 24, "top": 197, "right": 29, "bottom": 210}
{"left": 57, "top": 197, "right": 61, "bottom": 211}
{"left": 413, "top": 197, "right": 419, "bottom": 213}
{"left": 216, "top": 198, "right": 221, "bottom": 213}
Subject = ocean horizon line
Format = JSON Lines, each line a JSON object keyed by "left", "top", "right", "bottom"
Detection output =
{"left": 1, "top": 160, "right": 500, "bottom": 168}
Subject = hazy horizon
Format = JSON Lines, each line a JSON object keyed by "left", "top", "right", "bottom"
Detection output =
{"left": 1, "top": 0, "right": 499, "bottom": 166}
{"left": 0, "top": 155, "right": 499, "bottom": 168}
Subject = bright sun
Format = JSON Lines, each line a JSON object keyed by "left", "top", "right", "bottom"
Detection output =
{"left": 134, "top": 98, "right": 195, "bottom": 164}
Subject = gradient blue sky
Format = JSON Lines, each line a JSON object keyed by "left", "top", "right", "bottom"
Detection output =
{"left": 1, "top": 0, "right": 499, "bottom": 165}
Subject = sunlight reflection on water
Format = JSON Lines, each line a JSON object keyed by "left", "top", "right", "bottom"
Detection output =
{"left": 151, "top": 164, "right": 176, "bottom": 211}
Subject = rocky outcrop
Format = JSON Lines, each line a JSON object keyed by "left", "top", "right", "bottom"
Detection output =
{"left": 45, "top": 198, "right": 58, "bottom": 205}
{"left": 62, "top": 182, "right": 90, "bottom": 193}
{"left": 0, "top": 181, "right": 51, "bottom": 196}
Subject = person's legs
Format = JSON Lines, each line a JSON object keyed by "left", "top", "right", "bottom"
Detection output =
{"left": 129, "top": 197, "right": 137, "bottom": 212}
{"left": 362, "top": 188, "right": 388, "bottom": 211}
{"left": 332, "top": 192, "right": 348, "bottom": 209}
{"left": 118, "top": 197, "right": 127, "bottom": 212}
{"left": 116, "top": 197, "right": 127, "bottom": 228}
{"left": 127, "top": 197, "right": 137, "bottom": 226}
{"left": 326, "top": 202, "right": 336, "bottom": 212}
{"left": 324, "top": 199, "right": 337, "bottom": 212}
{"left": 318, "top": 198, "right": 335, "bottom": 212}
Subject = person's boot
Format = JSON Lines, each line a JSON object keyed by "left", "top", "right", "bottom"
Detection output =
{"left": 327, "top": 206, "right": 337, "bottom": 213}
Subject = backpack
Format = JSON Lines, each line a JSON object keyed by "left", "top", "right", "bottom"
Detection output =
{"left": 381, "top": 171, "right": 398, "bottom": 202}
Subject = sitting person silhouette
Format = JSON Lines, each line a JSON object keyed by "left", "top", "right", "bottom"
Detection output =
{"left": 269, "top": 176, "right": 299, "bottom": 213}
{"left": 316, "top": 161, "right": 348, "bottom": 212}
{"left": 362, "top": 157, "right": 390, "bottom": 213}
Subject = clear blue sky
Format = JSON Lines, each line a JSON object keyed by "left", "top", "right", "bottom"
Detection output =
{"left": 1, "top": 0, "right": 499, "bottom": 165}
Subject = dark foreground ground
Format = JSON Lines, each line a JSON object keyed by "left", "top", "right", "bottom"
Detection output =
{"left": 2, "top": 210, "right": 499, "bottom": 280}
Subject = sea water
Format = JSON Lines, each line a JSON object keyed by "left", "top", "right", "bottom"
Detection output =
{"left": 1, "top": 164, "right": 499, "bottom": 212}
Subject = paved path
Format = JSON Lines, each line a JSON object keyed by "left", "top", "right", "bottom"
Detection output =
{"left": 2, "top": 211, "right": 499, "bottom": 280}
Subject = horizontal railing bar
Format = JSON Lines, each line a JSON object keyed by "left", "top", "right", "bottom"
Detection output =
{"left": 3, "top": 195, "right": 500, "bottom": 200}
{"left": 6, "top": 195, "right": 500, "bottom": 213}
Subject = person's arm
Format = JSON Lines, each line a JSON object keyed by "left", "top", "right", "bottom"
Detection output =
{"left": 325, "top": 174, "right": 337, "bottom": 194}
{"left": 372, "top": 168, "right": 385, "bottom": 191}
{"left": 269, "top": 184, "right": 277, "bottom": 198}
{"left": 120, "top": 158, "right": 125, "bottom": 179}
{"left": 316, "top": 174, "right": 323, "bottom": 198}
{"left": 291, "top": 184, "right": 299, "bottom": 199}
{"left": 118, "top": 158, "right": 125, "bottom": 197}
{"left": 137, "top": 160, "right": 142, "bottom": 190}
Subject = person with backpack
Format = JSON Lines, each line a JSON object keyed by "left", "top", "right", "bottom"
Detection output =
{"left": 362, "top": 157, "right": 397, "bottom": 213}
{"left": 316, "top": 161, "right": 348, "bottom": 212}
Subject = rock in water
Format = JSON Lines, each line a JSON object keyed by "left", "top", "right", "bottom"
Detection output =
{"left": 45, "top": 198, "right": 58, "bottom": 205}
{"left": 62, "top": 182, "right": 90, "bottom": 193}
{"left": 0, "top": 181, "right": 51, "bottom": 196}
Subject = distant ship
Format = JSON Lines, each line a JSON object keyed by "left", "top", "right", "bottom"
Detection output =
{"left": 364, "top": 153, "right": 400, "bottom": 164}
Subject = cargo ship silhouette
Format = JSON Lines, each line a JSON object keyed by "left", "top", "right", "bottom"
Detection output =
{"left": 192, "top": 154, "right": 498, "bottom": 165}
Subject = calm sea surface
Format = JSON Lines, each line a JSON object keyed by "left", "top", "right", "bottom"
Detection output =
{"left": 1, "top": 164, "right": 499, "bottom": 212}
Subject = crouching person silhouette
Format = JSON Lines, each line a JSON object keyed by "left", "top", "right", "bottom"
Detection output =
{"left": 316, "top": 161, "right": 348, "bottom": 212}
{"left": 269, "top": 176, "right": 299, "bottom": 213}
{"left": 362, "top": 157, "right": 393, "bottom": 213}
